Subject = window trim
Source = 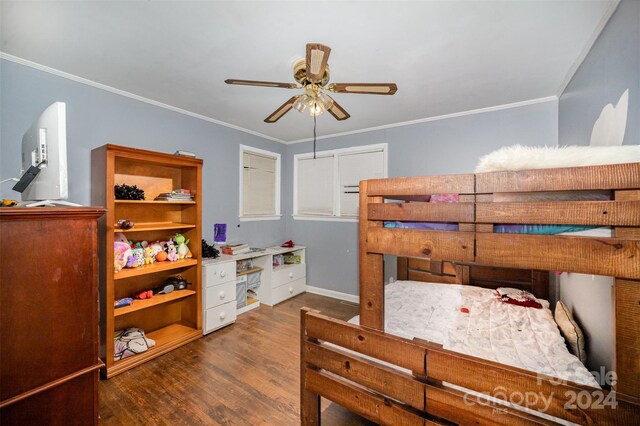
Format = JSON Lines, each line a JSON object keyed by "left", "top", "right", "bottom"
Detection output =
{"left": 239, "top": 144, "right": 281, "bottom": 222}
{"left": 293, "top": 143, "right": 388, "bottom": 221}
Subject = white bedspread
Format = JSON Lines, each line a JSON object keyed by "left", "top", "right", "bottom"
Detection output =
{"left": 350, "top": 280, "right": 599, "bottom": 388}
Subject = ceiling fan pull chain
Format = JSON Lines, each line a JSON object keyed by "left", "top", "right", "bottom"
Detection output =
{"left": 313, "top": 112, "right": 317, "bottom": 159}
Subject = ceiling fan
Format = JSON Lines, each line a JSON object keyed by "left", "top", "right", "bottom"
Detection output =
{"left": 225, "top": 43, "right": 398, "bottom": 123}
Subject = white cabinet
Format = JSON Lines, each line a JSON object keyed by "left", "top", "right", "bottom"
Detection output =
{"left": 269, "top": 248, "right": 306, "bottom": 305}
{"left": 202, "top": 260, "right": 237, "bottom": 334}
{"left": 202, "top": 246, "right": 306, "bottom": 334}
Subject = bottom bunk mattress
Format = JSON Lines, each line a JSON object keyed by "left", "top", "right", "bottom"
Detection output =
{"left": 349, "top": 280, "right": 599, "bottom": 388}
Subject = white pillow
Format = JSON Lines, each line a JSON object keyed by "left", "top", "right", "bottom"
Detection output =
{"left": 555, "top": 301, "right": 587, "bottom": 364}
{"left": 475, "top": 144, "right": 640, "bottom": 173}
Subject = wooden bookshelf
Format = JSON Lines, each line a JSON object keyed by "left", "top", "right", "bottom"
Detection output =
{"left": 92, "top": 144, "right": 203, "bottom": 378}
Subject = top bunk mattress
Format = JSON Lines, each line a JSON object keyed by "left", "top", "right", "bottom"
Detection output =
{"left": 349, "top": 280, "right": 599, "bottom": 388}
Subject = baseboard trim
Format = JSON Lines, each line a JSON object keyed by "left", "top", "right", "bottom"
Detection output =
{"left": 305, "top": 285, "right": 359, "bottom": 304}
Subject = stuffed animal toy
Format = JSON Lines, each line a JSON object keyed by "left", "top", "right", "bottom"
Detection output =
{"left": 114, "top": 241, "right": 132, "bottom": 273}
{"left": 126, "top": 247, "right": 145, "bottom": 268}
{"left": 150, "top": 241, "right": 164, "bottom": 256}
{"left": 143, "top": 247, "right": 156, "bottom": 265}
{"left": 155, "top": 250, "right": 168, "bottom": 262}
{"left": 166, "top": 241, "right": 178, "bottom": 262}
{"left": 174, "top": 233, "right": 190, "bottom": 260}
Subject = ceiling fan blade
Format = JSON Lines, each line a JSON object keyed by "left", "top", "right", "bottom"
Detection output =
{"left": 325, "top": 96, "right": 350, "bottom": 121}
{"left": 225, "top": 79, "right": 298, "bottom": 89}
{"left": 264, "top": 96, "right": 299, "bottom": 123}
{"left": 306, "top": 43, "right": 331, "bottom": 83}
{"left": 328, "top": 83, "right": 398, "bottom": 95}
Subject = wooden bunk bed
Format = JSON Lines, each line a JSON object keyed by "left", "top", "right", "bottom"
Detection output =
{"left": 300, "top": 162, "right": 640, "bottom": 425}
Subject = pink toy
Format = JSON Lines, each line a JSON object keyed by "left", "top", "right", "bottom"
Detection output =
{"left": 167, "top": 241, "right": 179, "bottom": 262}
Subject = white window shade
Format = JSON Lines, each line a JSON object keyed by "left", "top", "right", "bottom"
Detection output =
{"left": 297, "top": 156, "right": 334, "bottom": 215}
{"left": 339, "top": 150, "right": 385, "bottom": 216}
{"left": 241, "top": 150, "right": 278, "bottom": 217}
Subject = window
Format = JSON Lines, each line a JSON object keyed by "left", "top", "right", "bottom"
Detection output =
{"left": 239, "top": 145, "right": 281, "bottom": 221}
{"left": 293, "top": 144, "right": 387, "bottom": 221}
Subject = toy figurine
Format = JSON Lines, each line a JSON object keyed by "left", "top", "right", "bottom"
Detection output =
{"left": 150, "top": 241, "right": 164, "bottom": 256}
{"left": 143, "top": 247, "right": 156, "bottom": 265}
{"left": 127, "top": 247, "right": 145, "bottom": 268}
{"left": 174, "top": 233, "right": 190, "bottom": 260}
{"left": 167, "top": 241, "right": 178, "bottom": 262}
{"left": 155, "top": 250, "right": 168, "bottom": 262}
{"left": 114, "top": 241, "right": 132, "bottom": 273}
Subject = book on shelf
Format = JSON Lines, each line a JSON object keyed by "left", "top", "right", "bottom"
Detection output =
{"left": 221, "top": 243, "right": 250, "bottom": 255}
{"left": 174, "top": 150, "right": 196, "bottom": 157}
{"left": 154, "top": 189, "right": 194, "bottom": 201}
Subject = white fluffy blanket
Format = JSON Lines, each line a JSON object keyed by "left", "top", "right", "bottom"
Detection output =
{"left": 475, "top": 144, "right": 640, "bottom": 173}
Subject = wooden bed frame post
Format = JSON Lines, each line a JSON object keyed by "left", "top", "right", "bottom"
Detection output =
{"left": 613, "top": 189, "right": 640, "bottom": 399}
{"left": 359, "top": 180, "right": 384, "bottom": 330}
{"left": 300, "top": 308, "right": 321, "bottom": 425}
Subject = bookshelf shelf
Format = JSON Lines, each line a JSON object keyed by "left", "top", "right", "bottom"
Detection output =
{"left": 114, "top": 289, "right": 196, "bottom": 317}
{"left": 114, "top": 222, "right": 196, "bottom": 233}
{"left": 114, "top": 259, "right": 198, "bottom": 280}
{"left": 115, "top": 200, "right": 196, "bottom": 205}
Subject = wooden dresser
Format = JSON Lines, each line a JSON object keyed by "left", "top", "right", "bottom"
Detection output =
{"left": 0, "top": 207, "right": 105, "bottom": 425}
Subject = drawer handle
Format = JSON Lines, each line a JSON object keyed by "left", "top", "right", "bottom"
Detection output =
{"left": 219, "top": 291, "right": 226, "bottom": 299}
{"left": 289, "top": 287, "right": 293, "bottom": 294}
{"left": 219, "top": 312, "right": 226, "bottom": 320}
{"left": 220, "top": 271, "right": 227, "bottom": 278}
{"left": 288, "top": 272, "right": 294, "bottom": 279}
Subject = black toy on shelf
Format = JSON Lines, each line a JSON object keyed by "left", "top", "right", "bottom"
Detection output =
{"left": 202, "top": 239, "right": 220, "bottom": 259}
{"left": 114, "top": 184, "right": 145, "bottom": 200}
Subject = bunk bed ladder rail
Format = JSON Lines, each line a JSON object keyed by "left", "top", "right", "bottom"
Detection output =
{"left": 301, "top": 309, "right": 640, "bottom": 425}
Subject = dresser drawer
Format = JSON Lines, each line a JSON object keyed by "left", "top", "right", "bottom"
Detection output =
{"left": 272, "top": 264, "right": 306, "bottom": 288}
{"left": 272, "top": 277, "right": 305, "bottom": 305}
{"left": 204, "top": 262, "right": 236, "bottom": 288}
{"left": 204, "top": 301, "right": 236, "bottom": 334}
{"left": 205, "top": 280, "right": 236, "bottom": 310}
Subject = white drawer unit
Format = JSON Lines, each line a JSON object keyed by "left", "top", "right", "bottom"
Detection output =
{"left": 205, "top": 280, "right": 236, "bottom": 310}
{"left": 204, "top": 301, "right": 237, "bottom": 333}
{"left": 272, "top": 277, "right": 306, "bottom": 305}
{"left": 202, "top": 246, "right": 306, "bottom": 325}
{"left": 203, "top": 261, "right": 237, "bottom": 334}
{"left": 204, "top": 261, "right": 236, "bottom": 288}
{"left": 272, "top": 264, "right": 306, "bottom": 288}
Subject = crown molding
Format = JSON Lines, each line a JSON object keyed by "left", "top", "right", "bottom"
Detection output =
{"left": 2, "top": 52, "right": 559, "bottom": 146}
{"left": 285, "top": 96, "right": 558, "bottom": 144}
{"left": 0, "top": 52, "right": 286, "bottom": 144}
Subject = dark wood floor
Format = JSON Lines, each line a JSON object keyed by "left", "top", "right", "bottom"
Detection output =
{"left": 99, "top": 293, "right": 375, "bottom": 425}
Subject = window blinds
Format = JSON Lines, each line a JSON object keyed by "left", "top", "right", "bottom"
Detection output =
{"left": 242, "top": 152, "right": 277, "bottom": 216}
{"left": 338, "top": 150, "right": 385, "bottom": 216}
{"left": 297, "top": 156, "right": 334, "bottom": 215}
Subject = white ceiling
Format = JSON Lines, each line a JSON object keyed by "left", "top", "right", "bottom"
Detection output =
{"left": 0, "top": 1, "right": 617, "bottom": 143}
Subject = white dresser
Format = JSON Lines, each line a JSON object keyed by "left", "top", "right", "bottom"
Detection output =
{"left": 202, "top": 260, "right": 237, "bottom": 334}
{"left": 202, "top": 246, "right": 306, "bottom": 335}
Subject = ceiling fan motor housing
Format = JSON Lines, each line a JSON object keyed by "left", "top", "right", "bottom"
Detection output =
{"left": 293, "top": 59, "right": 330, "bottom": 86}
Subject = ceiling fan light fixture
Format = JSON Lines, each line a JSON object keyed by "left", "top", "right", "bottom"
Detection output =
{"left": 293, "top": 96, "right": 308, "bottom": 113}
{"left": 309, "top": 101, "right": 324, "bottom": 117}
{"left": 316, "top": 91, "right": 334, "bottom": 110}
